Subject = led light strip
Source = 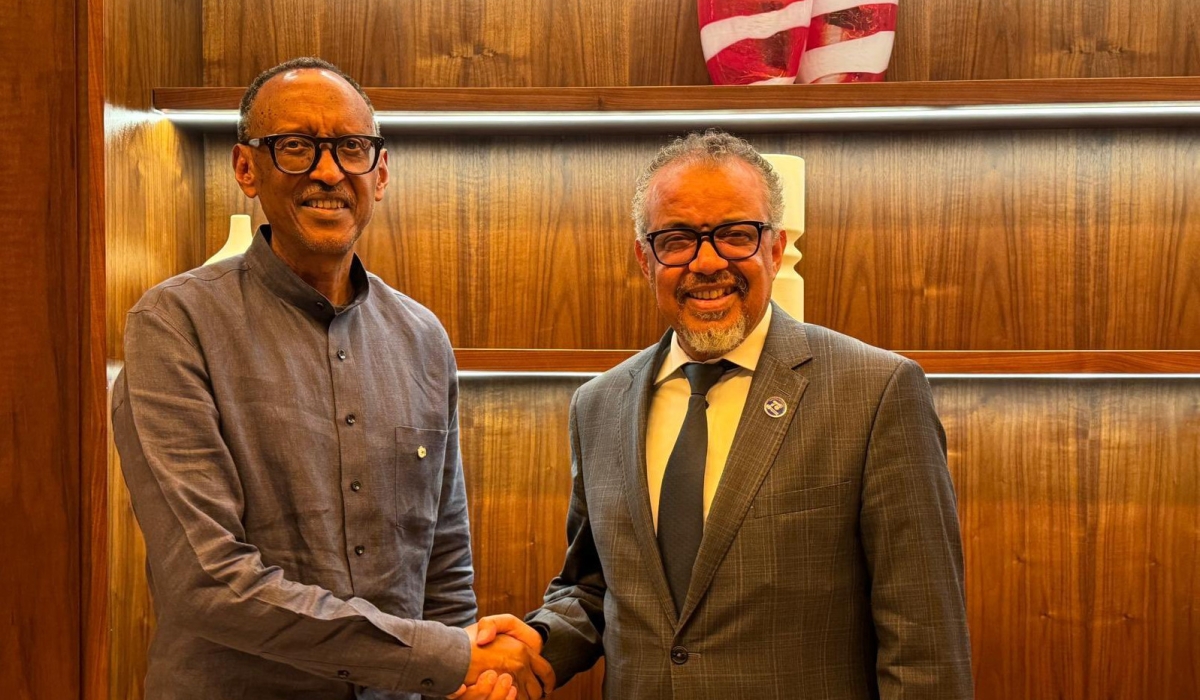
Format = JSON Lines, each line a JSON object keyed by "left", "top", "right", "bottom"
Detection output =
{"left": 158, "top": 102, "right": 1200, "bottom": 132}
{"left": 926, "top": 373, "right": 1200, "bottom": 380}
{"left": 456, "top": 371, "right": 1200, "bottom": 380}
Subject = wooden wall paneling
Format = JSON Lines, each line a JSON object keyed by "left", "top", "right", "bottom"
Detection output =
{"left": 105, "top": 0, "right": 205, "bottom": 359}
{"left": 106, "top": 121, "right": 208, "bottom": 358}
{"left": 458, "top": 377, "right": 605, "bottom": 699}
{"left": 105, "top": 2, "right": 205, "bottom": 699}
{"left": 198, "top": 0, "right": 1200, "bottom": 87}
{"left": 205, "top": 129, "right": 1200, "bottom": 351}
{"left": 82, "top": 0, "right": 110, "bottom": 697}
{"left": 765, "top": 128, "right": 1200, "bottom": 351}
{"left": 202, "top": 0, "right": 710, "bottom": 87}
{"left": 882, "top": 0, "right": 1200, "bottom": 81}
{"left": 0, "top": 0, "right": 105, "bottom": 696}
{"left": 937, "top": 379, "right": 1200, "bottom": 700}
{"left": 1088, "top": 382, "right": 1200, "bottom": 699}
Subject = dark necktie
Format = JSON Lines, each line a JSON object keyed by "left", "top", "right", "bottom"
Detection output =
{"left": 657, "top": 360, "right": 734, "bottom": 614}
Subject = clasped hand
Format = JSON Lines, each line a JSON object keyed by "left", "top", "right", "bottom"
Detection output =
{"left": 448, "top": 614, "right": 556, "bottom": 700}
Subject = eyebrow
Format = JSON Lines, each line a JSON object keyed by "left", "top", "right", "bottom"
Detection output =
{"left": 655, "top": 217, "right": 755, "bottom": 230}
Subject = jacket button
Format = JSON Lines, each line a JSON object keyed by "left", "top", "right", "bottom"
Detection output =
{"left": 670, "top": 646, "right": 688, "bottom": 665}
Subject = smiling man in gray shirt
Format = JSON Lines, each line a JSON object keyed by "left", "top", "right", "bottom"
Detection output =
{"left": 112, "top": 58, "right": 551, "bottom": 700}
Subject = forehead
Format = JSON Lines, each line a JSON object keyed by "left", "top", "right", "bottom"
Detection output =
{"left": 646, "top": 158, "right": 769, "bottom": 226}
{"left": 250, "top": 68, "right": 375, "bottom": 135}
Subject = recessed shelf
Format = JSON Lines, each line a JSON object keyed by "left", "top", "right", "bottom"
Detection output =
{"left": 154, "top": 78, "right": 1200, "bottom": 133}
{"left": 452, "top": 349, "right": 1200, "bottom": 376}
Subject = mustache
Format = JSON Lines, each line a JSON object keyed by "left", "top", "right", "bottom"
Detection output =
{"left": 295, "top": 185, "right": 355, "bottom": 205}
{"left": 675, "top": 271, "right": 748, "bottom": 303}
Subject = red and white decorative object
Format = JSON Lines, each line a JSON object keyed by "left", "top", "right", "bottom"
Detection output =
{"left": 797, "top": 0, "right": 898, "bottom": 83}
{"left": 698, "top": 0, "right": 814, "bottom": 85}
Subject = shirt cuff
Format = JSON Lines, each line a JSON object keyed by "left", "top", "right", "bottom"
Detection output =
{"left": 404, "top": 620, "right": 471, "bottom": 696}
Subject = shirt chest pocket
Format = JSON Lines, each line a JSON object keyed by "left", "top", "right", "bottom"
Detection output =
{"left": 395, "top": 426, "right": 447, "bottom": 536}
{"left": 751, "top": 480, "right": 851, "bottom": 518}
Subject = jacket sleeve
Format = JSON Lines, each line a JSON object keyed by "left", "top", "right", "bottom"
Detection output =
{"left": 113, "top": 306, "right": 471, "bottom": 696}
{"left": 860, "top": 358, "right": 974, "bottom": 699}
{"left": 524, "top": 390, "right": 607, "bottom": 685}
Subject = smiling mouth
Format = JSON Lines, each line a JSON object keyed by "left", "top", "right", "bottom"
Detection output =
{"left": 302, "top": 198, "right": 349, "bottom": 210}
{"left": 686, "top": 287, "right": 735, "bottom": 300}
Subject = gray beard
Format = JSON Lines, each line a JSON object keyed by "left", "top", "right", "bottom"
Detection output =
{"left": 676, "top": 312, "right": 750, "bottom": 358}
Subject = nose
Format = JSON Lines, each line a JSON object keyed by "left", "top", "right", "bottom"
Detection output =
{"left": 689, "top": 238, "right": 729, "bottom": 275}
{"left": 309, "top": 145, "right": 345, "bottom": 186}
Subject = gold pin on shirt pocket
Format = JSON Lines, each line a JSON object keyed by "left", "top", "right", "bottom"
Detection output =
{"left": 394, "top": 426, "right": 447, "bottom": 535}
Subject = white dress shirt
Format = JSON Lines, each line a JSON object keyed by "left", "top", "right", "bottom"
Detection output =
{"left": 647, "top": 305, "right": 773, "bottom": 529}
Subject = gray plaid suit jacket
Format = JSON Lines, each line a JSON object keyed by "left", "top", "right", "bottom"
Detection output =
{"left": 527, "top": 305, "right": 973, "bottom": 699}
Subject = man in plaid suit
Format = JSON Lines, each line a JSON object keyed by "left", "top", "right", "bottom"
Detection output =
{"left": 478, "top": 131, "right": 974, "bottom": 699}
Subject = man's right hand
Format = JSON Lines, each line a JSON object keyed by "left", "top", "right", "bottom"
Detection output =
{"left": 460, "top": 617, "right": 555, "bottom": 700}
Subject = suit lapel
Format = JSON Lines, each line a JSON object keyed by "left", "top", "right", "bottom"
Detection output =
{"left": 619, "top": 332, "right": 679, "bottom": 622}
{"left": 678, "top": 306, "right": 813, "bottom": 626}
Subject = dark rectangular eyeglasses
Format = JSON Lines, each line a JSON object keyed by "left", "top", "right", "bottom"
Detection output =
{"left": 645, "top": 220, "right": 768, "bottom": 266}
{"left": 242, "top": 133, "right": 385, "bottom": 175}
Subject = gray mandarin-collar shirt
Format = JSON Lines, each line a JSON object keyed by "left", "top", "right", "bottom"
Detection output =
{"left": 112, "top": 227, "right": 475, "bottom": 699}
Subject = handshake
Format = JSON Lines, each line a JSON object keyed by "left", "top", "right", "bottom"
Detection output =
{"left": 449, "top": 614, "right": 556, "bottom": 700}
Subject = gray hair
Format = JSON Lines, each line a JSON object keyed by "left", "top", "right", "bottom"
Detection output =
{"left": 631, "top": 129, "right": 785, "bottom": 242}
{"left": 237, "top": 57, "right": 379, "bottom": 143}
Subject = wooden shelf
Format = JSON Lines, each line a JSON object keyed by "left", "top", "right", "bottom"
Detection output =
{"left": 453, "top": 349, "right": 1200, "bottom": 375}
{"left": 154, "top": 77, "right": 1200, "bottom": 133}
{"left": 156, "top": 77, "right": 1200, "bottom": 112}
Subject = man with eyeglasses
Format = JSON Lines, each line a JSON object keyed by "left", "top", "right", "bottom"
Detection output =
{"left": 472, "top": 130, "right": 973, "bottom": 699}
{"left": 112, "top": 58, "right": 551, "bottom": 700}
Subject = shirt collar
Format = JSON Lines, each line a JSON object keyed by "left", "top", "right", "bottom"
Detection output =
{"left": 655, "top": 304, "right": 774, "bottom": 385}
{"left": 245, "top": 225, "right": 371, "bottom": 321}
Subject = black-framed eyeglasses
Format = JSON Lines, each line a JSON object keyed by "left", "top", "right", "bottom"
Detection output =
{"left": 241, "top": 133, "right": 386, "bottom": 175}
{"left": 645, "top": 220, "right": 769, "bottom": 267}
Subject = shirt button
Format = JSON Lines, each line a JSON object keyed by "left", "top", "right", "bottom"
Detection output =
{"left": 345, "top": 414, "right": 356, "bottom": 425}
{"left": 420, "top": 679, "right": 435, "bottom": 690}
{"left": 350, "top": 480, "right": 361, "bottom": 492}
{"left": 337, "top": 670, "right": 350, "bottom": 679}
{"left": 670, "top": 646, "right": 689, "bottom": 665}
{"left": 417, "top": 446, "right": 427, "bottom": 459}
{"left": 336, "top": 349, "right": 347, "bottom": 361}
{"left": 354, "top": 545, "right": 365, "bottom": 556}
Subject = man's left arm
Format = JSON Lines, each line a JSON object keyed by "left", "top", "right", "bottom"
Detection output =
{"left": 860, "top": 358, "right": 973, "bottom": 699}
{"left": 423, "top": 347, "right": 478, "bottom": 629}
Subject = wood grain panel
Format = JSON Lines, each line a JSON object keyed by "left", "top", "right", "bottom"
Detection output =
{"left": 937, "top": 379, "right": 1200, "bottom": 700}
{"left": 0, "top": 0, "right": 104, "bottom": 696}
{"left": 105, "top": 2, "right": 204, "bottom": 700}
{"left": 156, "top": 77, "right": 1200, "bottom": 112}
{"left": 891, "top": 0, "right": 1200, "bottom": 81}
{"left": 200, "top": 0, "right": 1200, "bottom": 87}
{"left": 82, "top": 0, "right": 110, "bottom": 697}
{"left": 105, "top": 0, "right": 205, "bottom": 360}
{"left": 202, "top": 0, "right": 709, "bottom": 87}
{"left": 459, "top": 377, "right": 604, "bottom": 699}
{"left": 206, "top": 129, "right": 1200, "bottom": 351}
{"left": 762, "top": 128, "right": 1200, "bottom": 351}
